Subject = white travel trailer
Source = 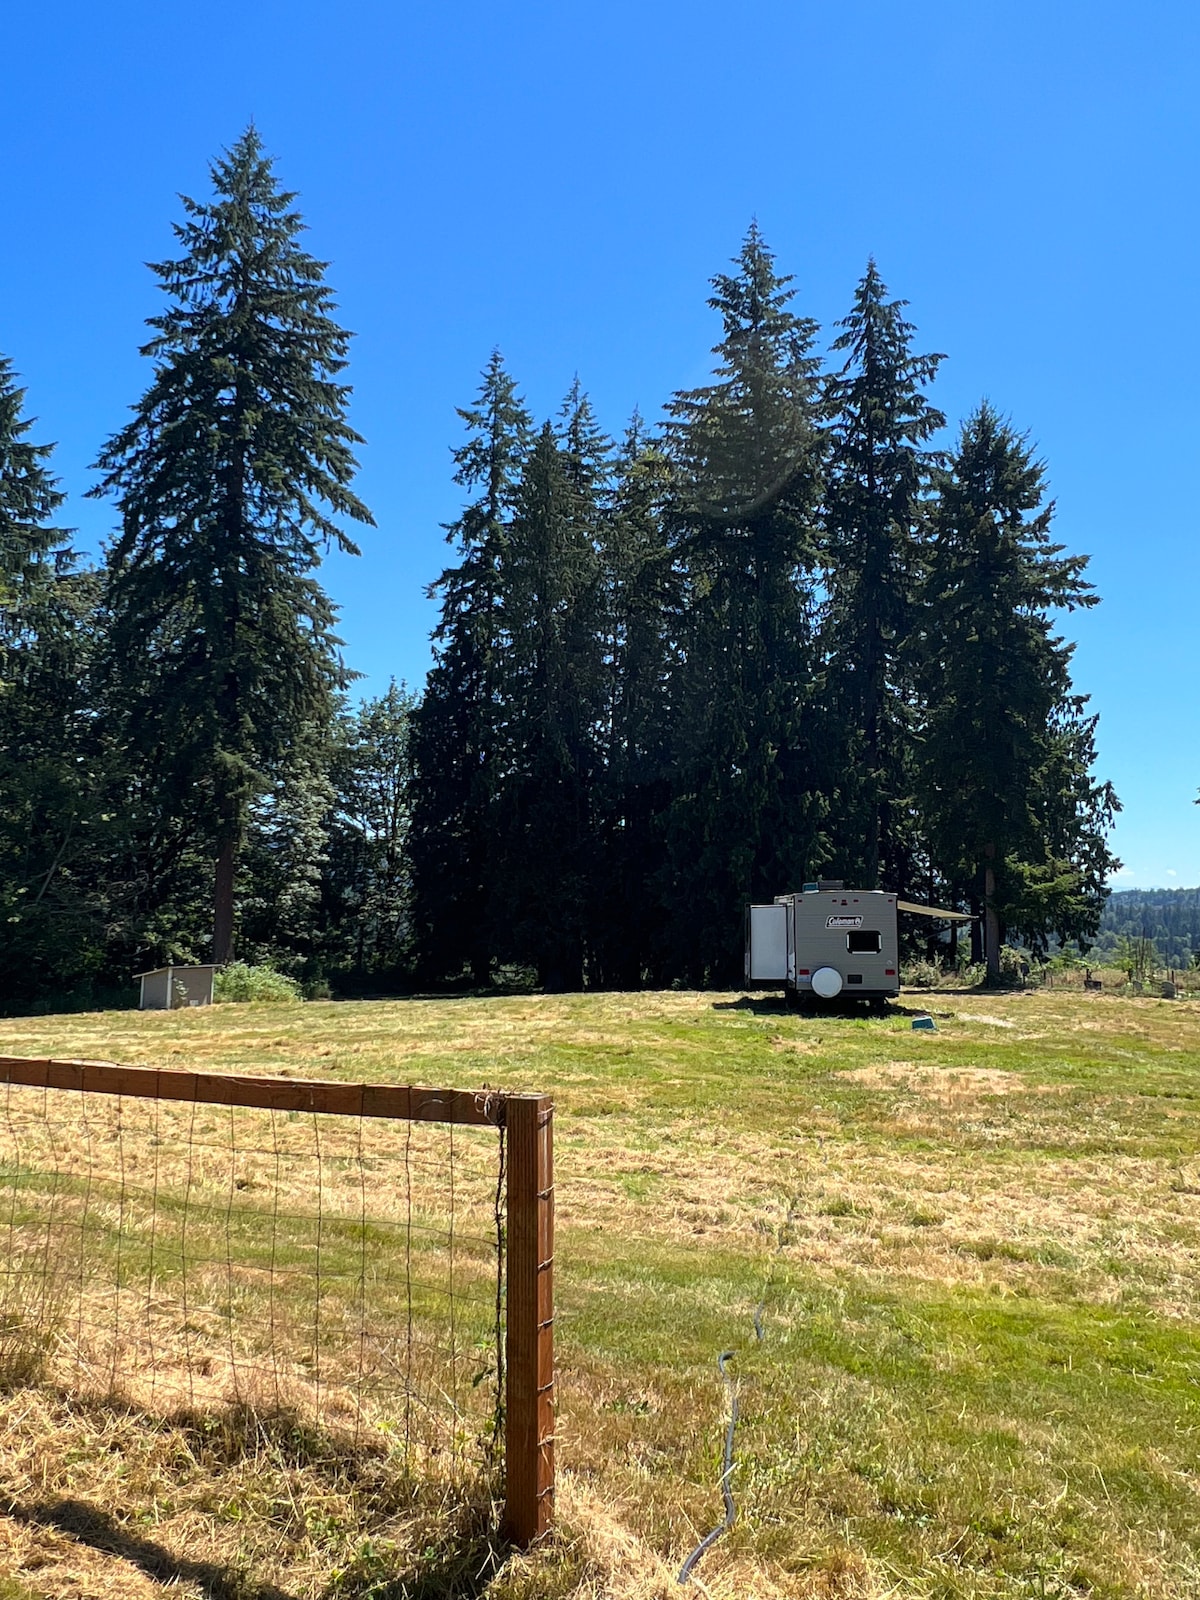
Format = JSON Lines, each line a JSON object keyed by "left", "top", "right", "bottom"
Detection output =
{"left": 745, "top": 880, "right": 972, "bottom": 1010}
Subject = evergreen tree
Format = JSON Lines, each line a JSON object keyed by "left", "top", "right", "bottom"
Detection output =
{"left": 0, "top": 564, "right": 116, "bottom": 1007}
{"left": 591, "top": 414, "right": 677, "bottom": 986}
{"left": 408, "top": 352, "right": 531, "bottom": 984}
{"left": 998, "top": 695, "right": 1119, "bottom": 958}
{"left": 0, "top": 355, "right": 69, "bottom": 663}
{"left": 822, "top": 261, "right": 945, "bottom": 891}
{"left": 238, "top": 749, "right": 335, "bottom": 975}
{"left": 661, "top": 226, "right": 826, "bottom": 981}
{"left": 91, "top": 128, "right": 371, "bottom": 964}
{"left": 498, "top": 411, "right": 606, "bottom": 989}
{"left": 0, "top": 359, "right": 113, "bottom": 1007}
{"left": 916, "top": 402, "right": 1117, "bottom": 976}
{"left": 322, "top": 681, "right": 417, "bottom": 976}
{"left": 1094, "top": 889, "right": 1200, "bottom": 970}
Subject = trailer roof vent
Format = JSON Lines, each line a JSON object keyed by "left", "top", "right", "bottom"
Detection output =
{"left": 801, "top": 882, "right": 818, "bottom": 892}
{"left": 818, "top": 878, "right": 844, "bottom": 892}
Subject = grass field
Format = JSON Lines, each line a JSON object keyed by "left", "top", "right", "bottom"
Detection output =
{"left": 0, "top": 987, "right": 1197, "bottom": 1599}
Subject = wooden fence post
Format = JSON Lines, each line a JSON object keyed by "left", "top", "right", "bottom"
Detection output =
{"left": 504, "top": 1094, "right": 554, "bottom": 1546}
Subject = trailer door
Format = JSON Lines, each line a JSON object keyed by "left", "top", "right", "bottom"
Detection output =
{"left": 746, "top": 904, "right": 788, "bottom": 983}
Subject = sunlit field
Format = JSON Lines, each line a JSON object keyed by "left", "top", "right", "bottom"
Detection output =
{"left": 0, "top": 986, "right": 1198, "bottom": 1599}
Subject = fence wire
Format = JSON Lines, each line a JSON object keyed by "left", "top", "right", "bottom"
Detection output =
{"left": 0, "top": 1079, "right": 507, "bottom": 1480}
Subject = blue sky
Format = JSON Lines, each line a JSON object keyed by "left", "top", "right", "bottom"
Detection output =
{"left": 3, "top": 0, "right": 1197, "bottom": 889}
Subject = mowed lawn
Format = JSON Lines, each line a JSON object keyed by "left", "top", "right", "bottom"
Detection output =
{"left": 0, "top": 987, "right": 1198, "bottom": 1599}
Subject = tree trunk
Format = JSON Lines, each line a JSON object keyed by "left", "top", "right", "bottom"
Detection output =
{"left": 539, "top": 930, "right": 583, "bottom": 994}
{"left": 984, "top": 848, "right": 1000, "bottom": 985}
{"left": 863, "top": 790, "right": 880, "bottom": 891}
{"left": 212, "top": 833, "right": 238, "bottom": 965}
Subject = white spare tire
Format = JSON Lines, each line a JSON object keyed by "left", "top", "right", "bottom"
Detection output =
{"left": 810, "top": 966, "right": 843, "bottom": 999}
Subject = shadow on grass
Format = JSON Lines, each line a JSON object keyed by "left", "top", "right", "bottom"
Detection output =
{"left": 3, "top": 1481, "right": 511, "bottom": 1600}
{"left": 322, "top": 1509, "right": 508, "bottom": 1599}
{"left": 1, "top": 1495, "right": 299, "bottom": 1600}
{"left": 0, "top": 1386, "right": 508, "bottom": 1600}
{"left": 711, "top": 995, "right": 789, "bottom": 1012}
{"left": 905, "top": 983, "right": 1030, "bottom": 998}
{"left": 31, "top": 1492, "right": 518, "bottom": 1600}
{"left": 712, "top": 994, "right": 1014, "bottom": 1021}
{"left": 713, "top": 995, "right": 922, "bottom": 1018}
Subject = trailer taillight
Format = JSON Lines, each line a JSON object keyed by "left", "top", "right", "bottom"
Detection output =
{"left": 797, "top": 968, "right": 810, "bottom": 976}
{"left": 885, "top": 968, "right": 895, "bottom": 976}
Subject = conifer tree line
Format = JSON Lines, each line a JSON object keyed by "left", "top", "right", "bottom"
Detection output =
{"left": 0, "top": 129, "right": 1118, "bottom": 1009}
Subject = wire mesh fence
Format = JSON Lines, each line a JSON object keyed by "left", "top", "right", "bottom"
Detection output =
{"left": 0, "top": 1058, "right": 554, "bottom": 1544}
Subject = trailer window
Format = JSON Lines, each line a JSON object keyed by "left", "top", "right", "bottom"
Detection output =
{"left": 847, "top": 930, "right": 882, "bottom": 954}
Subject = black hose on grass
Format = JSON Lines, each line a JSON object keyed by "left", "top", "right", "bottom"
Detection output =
{"left": 676, "top": 1349, "right": 739, "bottom": 1585}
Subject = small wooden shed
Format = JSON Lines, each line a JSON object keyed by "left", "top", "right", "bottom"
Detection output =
{"left": 136, "top": 965, "right": 217, "bottom": 1010}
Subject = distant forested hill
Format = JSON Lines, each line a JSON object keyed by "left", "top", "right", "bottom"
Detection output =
{"left": 1091, "top": 888, "right": 1200, "bottom": 967}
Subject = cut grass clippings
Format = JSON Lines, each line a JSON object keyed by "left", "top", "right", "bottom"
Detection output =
{"left": 0, "top": 987, "right": 1198, "bottom": 1596}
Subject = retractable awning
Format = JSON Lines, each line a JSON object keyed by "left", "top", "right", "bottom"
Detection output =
{"left": 896, "top": 900, "right": 976, "bottom": 922}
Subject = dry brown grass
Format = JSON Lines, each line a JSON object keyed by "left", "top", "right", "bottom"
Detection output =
{"left": 0, "top": 1383, "right": 503, "bottom": 1600}
{"left": 0, "top": 987, "right": 1198, "bottom": 1598}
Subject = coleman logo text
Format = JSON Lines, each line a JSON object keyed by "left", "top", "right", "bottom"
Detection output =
{"left": 826, "top": 915, "right": 863, "bottom": 929}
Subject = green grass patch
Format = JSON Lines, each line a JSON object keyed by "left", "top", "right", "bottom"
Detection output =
{"left": 0, "top": 987, "right": 1198, "bottom": 1596}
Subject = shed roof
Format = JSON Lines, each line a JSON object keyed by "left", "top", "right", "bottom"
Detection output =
{"left": 135, "top": 964, "right": 219, "bottom": 978}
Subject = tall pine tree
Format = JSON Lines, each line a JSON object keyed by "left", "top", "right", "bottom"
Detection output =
{"left": 661, "top": 226, "right": 826, "bottom": 981}
{"left": 0, "top": 355, "right": 69, "bottom": 660}
{"left": 0, "top": 359, "right": 108, "bottom": 1003}
{"left": 822, "top": 261, "right": 945, "bottom": 892}
{"left": 591, "top": 413, "right": 677, "bottom": 986}
{"left": 92, "top": 128, "right": 372, "bottom": 964}
{"left": 408, "top": 352, "right": 531, "bottom": 984}
{"left": 496, "top": 404, "right": 606, "bottom": 989}
{"left": 322, "top": 682, "right": 417, "bottom": 976}
{"left": 917, "top": 402, "right": 1117, "bottom": 976}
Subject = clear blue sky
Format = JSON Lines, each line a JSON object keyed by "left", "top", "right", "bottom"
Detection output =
{"left": 3, "top": 1, "right": 1197, "bottom": 889}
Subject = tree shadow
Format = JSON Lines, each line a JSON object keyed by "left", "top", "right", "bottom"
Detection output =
{"left": 324, "top": 1518, "right": 509, "bottom": 1599}
{"left": 1, "top": 1496, "right": 299, "bottom": 1600}
{"left": 0, "top": 1389, "right": 506, "bottom": 1600}
{"left": 900, "top": 982, "right": 1031, "bottom": 1000}
{"left": 3, "top": 1480, "right": 511, "bottom": 1600}
{"left": 711, "top": 995, "right": 788, "bottom": 1012}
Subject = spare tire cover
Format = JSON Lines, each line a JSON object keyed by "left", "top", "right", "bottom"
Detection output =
{"left": 811, "top": 965, "right": 843, "bottom": 999}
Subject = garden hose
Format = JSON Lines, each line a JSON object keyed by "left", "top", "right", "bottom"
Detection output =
{"left": 676, "top": 1349, "right": 739, "bottom": 1585}
{"left": 677, "top": 1199, "right": 800, "bottom": 1585}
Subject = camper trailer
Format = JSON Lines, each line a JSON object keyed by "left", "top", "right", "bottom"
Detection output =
{"left": 745, "top": 880, "right": 972, "bottom": 1009}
